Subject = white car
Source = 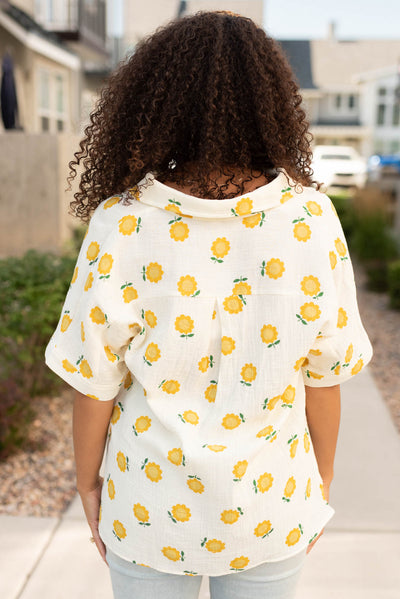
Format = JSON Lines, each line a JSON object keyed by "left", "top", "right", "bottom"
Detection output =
{"left": 310, "top": 145, "right": 368, "bottom": 192}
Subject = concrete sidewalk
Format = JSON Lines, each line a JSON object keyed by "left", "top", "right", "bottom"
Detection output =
{"left": 1, "top": 367, "right": 400, "bottom": 599}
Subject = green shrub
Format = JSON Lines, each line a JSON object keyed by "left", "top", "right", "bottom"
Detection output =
{"left": 329, "top": 195, "right": 359, "bottom": 247}
{"left": 388, "top": 259, "right": 400, "bottom": 310}
{"left": 0, "top": 378, "right": 35, "bottom": 459}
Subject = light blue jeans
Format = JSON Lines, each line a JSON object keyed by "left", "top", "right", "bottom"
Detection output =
{"left": 106, "top": 545, "right": 308, "bottom": 599}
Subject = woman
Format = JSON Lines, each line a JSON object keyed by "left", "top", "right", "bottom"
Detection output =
{"left": 45, "top": 10, "right": 373, "bottom": 599}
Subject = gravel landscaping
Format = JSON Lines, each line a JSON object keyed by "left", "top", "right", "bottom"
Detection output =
{"left": 0, "top": 258, "right": 398, "bottom": 518}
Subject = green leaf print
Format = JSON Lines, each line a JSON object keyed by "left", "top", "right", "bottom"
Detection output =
{"left": 292, "top": 217, "right": 306, "bottom": 224}
{"left": 296, "top": 313, "right": 308, "bottom": 325}
{"left": 168, "top": 198, "right": 182, "bottom": 206}
{"left": 141, "top": 266, "right": 146, "bottom": 281}
{"left": 120, "top": 282, "right": 133, "bottom": 289}
{"left": 308, "top": 533, "right": 318, "bottom": 544}
{"left": 260, "top": 260, "right": 266, "bottom": 277}
{"left": 211, "top": 256, "right": 224, "bottom": 263}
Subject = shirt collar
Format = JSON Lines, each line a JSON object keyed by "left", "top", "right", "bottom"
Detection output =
{"left": 132, "top": 168, "right": 294, "bottom": 219}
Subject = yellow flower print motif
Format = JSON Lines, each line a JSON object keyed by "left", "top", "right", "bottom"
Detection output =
{"left": 242, "top": 212, "right": 265, "bottom": 228}
{"left": 223, "top": 294, "right": 243, "bottom": 314}
{"left": 205, "top": 444, "right": 227, "bottom": 452}
{"left": 133, "top": 503, "right": 150, "bottom": 525}
{"left": 104, "top": 345, "right": 118, "bottom": 362}
{"left": 297, "top": 302, "right": 321, "bottom": 324}
{"left": 309, "top": 348, "right": 322, "bottom": 356}
{"left": 84, "top": 271, "right": 93, "bottom": 291}
{"left": 305, "top": 478, "right": 312, "bottom": 499}
{"left": 254, "top": 520, "right": 273, "bottom": 538}
{"left": 110, "top": 402, "right": 123, "bottom": 424}
{"left": 160, "top": 379, "right": 180, "bottom": 394}
{"left": 143, "top": 309, "right": 157, "bottom": 328}
{"left": 86, "top": 241, "right": 100, "bottom": 263}
{"left": 187, "top": 475, "right": 204, "bottom": 493}
{"left": 232, "top": 197, "right": 253, "bottom": 216}
{"left": 301, "top": 275, "right": 322, "bottom": 298}
{"left": 260, "top": 258, "right": 285, "bottom": 279}
{"left": 253, "top": 472, "right": 274, "bottom": 494}
{"left": 142, "top": 460, "right": 162, "bottom": 482}
{"left": 71, "top": 267, "right": 78, "bottom": 284}
{"left": 62, "top": 359, "right": 77, "bottom": 373}
{"left": 98, "top": 253, "right": 113, "bottom": 278}
{"left": 144, "top": 342, "right": 161, "bottom": 366}
{"left": 202, "top": 538, "right": 226, "bottom": 553}
{"left": 124, "top": 372, "right": 133, "bottom": 390}
{"left": 221, "top": 336, "right": 236, "bottom": 355}
{"left": 60, "top": 313, "right": 72, "bottom": 332}
{"left": 211, "top": 237, "right": 230, "bottom": 262}
{"left": 113, "top": 520, "right": 127, "bottom": 541}
{"left": 334, "top": 363, "right": 341, "bottom": 376}
{"left": 282, "top": 476, "right": 296, "bottom": 501}
{"left": 87, "top": 394, "right": 99, "bottom": 400}
{"left": 204, "top": 381, "right": 217, "bottom": 403}
{"left": 78, "top": 358, "right": 93, "bottom": 379}
{"left": 304, "top": 430, "right": 311, "bottom": 453}
{"left": 168, "top": 447, "right": 184, "bottom": 466}
{"left": 280, "top": 188, "right": 293, "bottom": 204}
{"left": 222, "top": 413, "right": 245, "bottom": 430}
{"left": 221, "top": 509, "right": 242, "bottom": 524}
{"left": 240, "top": 363, "right": 257, "bottom": 386}
{"left": 212, "top": 309, "right": 216, "bottom": 319}
{"left": 260, "top": 324, "right": 280, "bottom": 347}
{"left": 179, "top": 410, "right": 199, "bottom": 425}
{"left": 132, "top": 415, "right": 152, "bottom": 436}
{"left": 345, "top": 343, "right": 354, "bottom": 364}
{"left": 282, "top": 385, "right": 295, "bottom": 408}
{"left": 329, "top": 251, "right": 337, "bottom": 270}
{"left": 170, "top": 220, "right": 189, "bottom": 242}
{"left": 121, "top": 284, "right": 138, "bottom": 303}
{"left": 262, "top": 394, "right": 281, "bottom": 411}
{"left": 320, "top": 483, "right": 328, "bottom": 501}
{"left": 335, "top": 237, "right": 348, "bottom": 259}
{"left": 198, "top": 355, "right": 213, "bottom": 372}
{"left": 293, "top": 221, "right": 312, "bottom": 242}
{"left": 303, "top": 369, "right": 324, "bottom": 381}
{"left": 175, "top": 314, "right": 194, "bottom": 338}
{"left": 165, "top": 203, "right": 183, "bottom": 215}
{"left": 162, "top": 546, "right": 184, "bottom": 562}
{"left": 168, "top": 504, "right": 191, "bottom": 523}
{"left": 256, "top": 425, "right": 276, "bottom": 442}
{"left": 294, "top": 356, "right": 307, "bottom": 371}
{"left": 230, "top": 556, "right": 250, "bottom": 571}
{"left": 351, "top": 358, "right": 364, "bottom": 375}
{"left": 305, "top": 200, "right": 323, "bottom": 216}
{"left": 337, "top": 307, "right": 348, "bottom": 328}
{"left": 80, "top": 322, "right": 85, "bottom": 342}
{"left": 232, "top": 460, "right": 248, "bottom": 481}
{"left": 177, "top": 274, "right": 199, "bottom": 296}
{"left": 117, "top": 451, "right": 129, "bottom": 472}
{"left": 103, "top": 196, "right": 120, "bottom": 209}
{"left": 143, "top": 262, "right": 164, "bottom": 283}
{"left": 120, "top": 215, "right": 142, "bottom": 235}
{"left": 288, "top": 435, "right": 299, "bottom": 458}
{"left": 285, "top": 525, "right": 303, "bottom": 546}
{"left": 108, "top": 477, "right": 115, "bottom": 500}
{"left": 232, "top": 279, "right": 252, "bottom": 296}
{"left": 90, "top": 306, "right": 106, "bottom": 325}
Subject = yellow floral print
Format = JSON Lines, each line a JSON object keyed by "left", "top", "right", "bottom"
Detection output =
{"left": 207, "top": 444, "right": 227, "bottom": 452}
{"left": 170, "top": 504, "right": 191, "bottom": 522}
{"left": 254, "top": 520, "right": 273, "bottom": 537}
{"left": 108, "top": 478, "right": 115, "bottom": 500}
{"left": 144, "top": 342, "right": 161, "bottom": 364}
{"left": 103, "top": 196, "right": 119, "bottom": 209}
{"left": 181, "top": 410, "right": 199, "bottom": 425}
{"left": 320, "top": 483, "right": 327, "bottom": 501}
{"left": 351, "top": 358, "right": 364, "bottom": 375}
{"left": 300, "top": 275, "right": 321, "bottom": 297}
{"left": 144, "top": 461, "right": 163, "bottom": 482}
{"left": 329, "top": 251, "right": 337, "bottom": 270}
{"left": 299, "top": 302, "right": 321, "bottom": 323}
{"left": 110, "top": 404, "right": 121, "bottom": 424}
{"left": 117, "top": 451, "right": 128, "bottom": 472}
{"left": 230, "top": 556, "right": 250, "bottom": 570}
{"left": 231, "top": 461, "right": 248, "bottom": 484}
{"left": 282, "top": 476, "right": 296, "bottom": 501}
{"left": 204, "top": 382, "right": 217, "bottom": 403}
{"left": 254, "top": 472, "right": 274, "bottom": 493}
{"left": 90, "top": 306, "right": 106, "bottom": 325}
{"left": 263, "top": 395, "right": 281, "bottom": 411}
{"left": 133, "top": 416, "right": 152, "bottom": 435}
{"left": 335, "top": 237, "right": 347, "bottom": 257}
{"left": 280, "top": 190, "right": 293, "bottom": 203}
{"left": 170, "top": 221, "right": 189, "bottom": 242}
{"left": 80, "top": 322, "right": 85, "bottom": 342}
{"left": 305, "top": 478, "right": 311, "bottom": 499}
{"left": 204, "top": 539, "right": 226, "bottom": 553}
{"left": 86, "top": 241, "right": 100, "bottom": 262}
{"left": 256, "top": 425, "right": 276, "bottom": 441}
{"left": 289, "top": 436, "right": 299, "bottom": 459}
{"left": 281, "top": 385, "right": 295, "bottom": 407}
{"left": 177, "top": 275, "right": 198, "bottom": 296}
{"left": 98, "top": 253, "right": 113, "bottom": 276}
{"left": 309, "top": 348, "right": 322, "bottom": 356}
{"left": 161, "top": 379, "right": 180, "bottom": 394}
{"left": 113, "top": 520, "right": 127, "bottom": 540}
{"left": 232, "top": 280, "right": 252, "bottom": 296}
{"left": 240, "top": 363, "right": 257, "bottom": 385}
{"left": 165, "top": 203, "right": 182, "bottom": 215}
{"left": 260, "top": 324, "right": 279, "bottom": 346}
{"left": 122, "top": 285, "right": 138, "bottom": 303}
{"left": 144, "top": 262, "right": 163, "bottom": 283}
{"left": 62, "top": 359, "right": 76, "bottom": 373}
{"left": 293, "top": 222, "right": 311, "bottom": 242}
{"left": 305, "top": 200, "right": 323, "bottom": 216}
{"left": 345, "top": 343, "right": 354, "bottom": 363}
{"left": 162, "top": 546, "right": 183, "bottom": 561}
{"left": 221, "top": 336, "right": 235, "bottom": 355}
{"left": 221, "top": 413, "right": 242, "bottom": 429}
{"left": 212, "top": 309, "right": 216, "bottom": 319}
{"left": 104, "top": 345, "right": 117, "bottom": 362}
{"left": 211, "top": 237, "right": 230, "bottom": 260}
{"left": 221, "top": 509, "right": 241, "bottom": 524}
{"left": 71, "top": 267, "right": 78, "bottom": 284}
{"left": 198, "top": 356, "right": 210, "bottom": 372}
{"left": 223, "top": 294, "right": 243, "bottom": 314}
{"left": 242, "top": 213, "right": 262, "bottom": 228}
{"left": 234, "top": 197, "right": 253, "bottom": 216}
{"left": 119, "top": 215, "right": 138, "bottom": 235}
{"left": 264, "top": 258, "right": 285, "bottom": 279}
{"left": 124, "top": 372, "right": 133, "bottom": 389}
{"left": 168, "top": 448, "right": 183, "bottom": 466}
{"left": 285, "top": 526, "right": 302, "bottom": 546}
{"left": 294, "top": 356, "right": 307, "bottom": 371}
{"left": 337, "top": 307, "right": 348, "bottom": 328}
{"left": 60, "top": 313, "right": 72, "bottom": 332}
{"left": 79, "top": 359, "right": 93, "bottom": 379}
{"left": 144, "top": 309, "right": 157, "bottom": 327}
{"left": 303, "top": 431, "right": 310, "bottom": 453}
{"left": 133, "top": 503, "right": 150, "bottom": 523}
{"left": 187, "top": 475, "right": 204, "bottom": 493}
{"left": 84, "top": 271, "right": 93, "bottom": 291}
{"left": 175, "top": 314, "right": 194, "bottom": 336}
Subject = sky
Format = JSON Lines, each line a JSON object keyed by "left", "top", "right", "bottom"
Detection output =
{"left": 263, "top": 0, "right": 400, "bottom": 40}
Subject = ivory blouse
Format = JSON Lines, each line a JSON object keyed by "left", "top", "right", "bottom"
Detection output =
{"left": 45, "top": 167, "right": 373, "bottom": 576}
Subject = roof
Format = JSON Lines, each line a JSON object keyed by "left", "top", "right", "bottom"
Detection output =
{"left": 279, "top": 40, "right": 317, "bottom": 89}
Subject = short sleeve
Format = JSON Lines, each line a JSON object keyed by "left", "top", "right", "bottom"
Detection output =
{"left": 301, "top": 200, "right": 374, "bottom": 388}
{"left": 45, "top": 204, "right": 133, "bottom": 401}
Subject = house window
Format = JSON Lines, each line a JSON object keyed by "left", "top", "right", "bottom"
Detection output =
{"left": 377, "top": 104, "right": 386, "bottom": 126}
{"left": 378, "top": 87, "right": 387, "bottom": 96}
{"left": 335, "top": 94, "right": 341, "bottom": 108}
{"left": 393, "top": 103, "right": 400, "bottom": 126}
{"left": 37, "top": 67, "right": 67, "bottom": 132}
{"left": 348, "top": 95, "right": 356, "bottom": 108}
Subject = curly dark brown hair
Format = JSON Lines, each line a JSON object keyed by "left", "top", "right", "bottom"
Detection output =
{"left": 68, "top": 10, "right": 321, "bottom": 222}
